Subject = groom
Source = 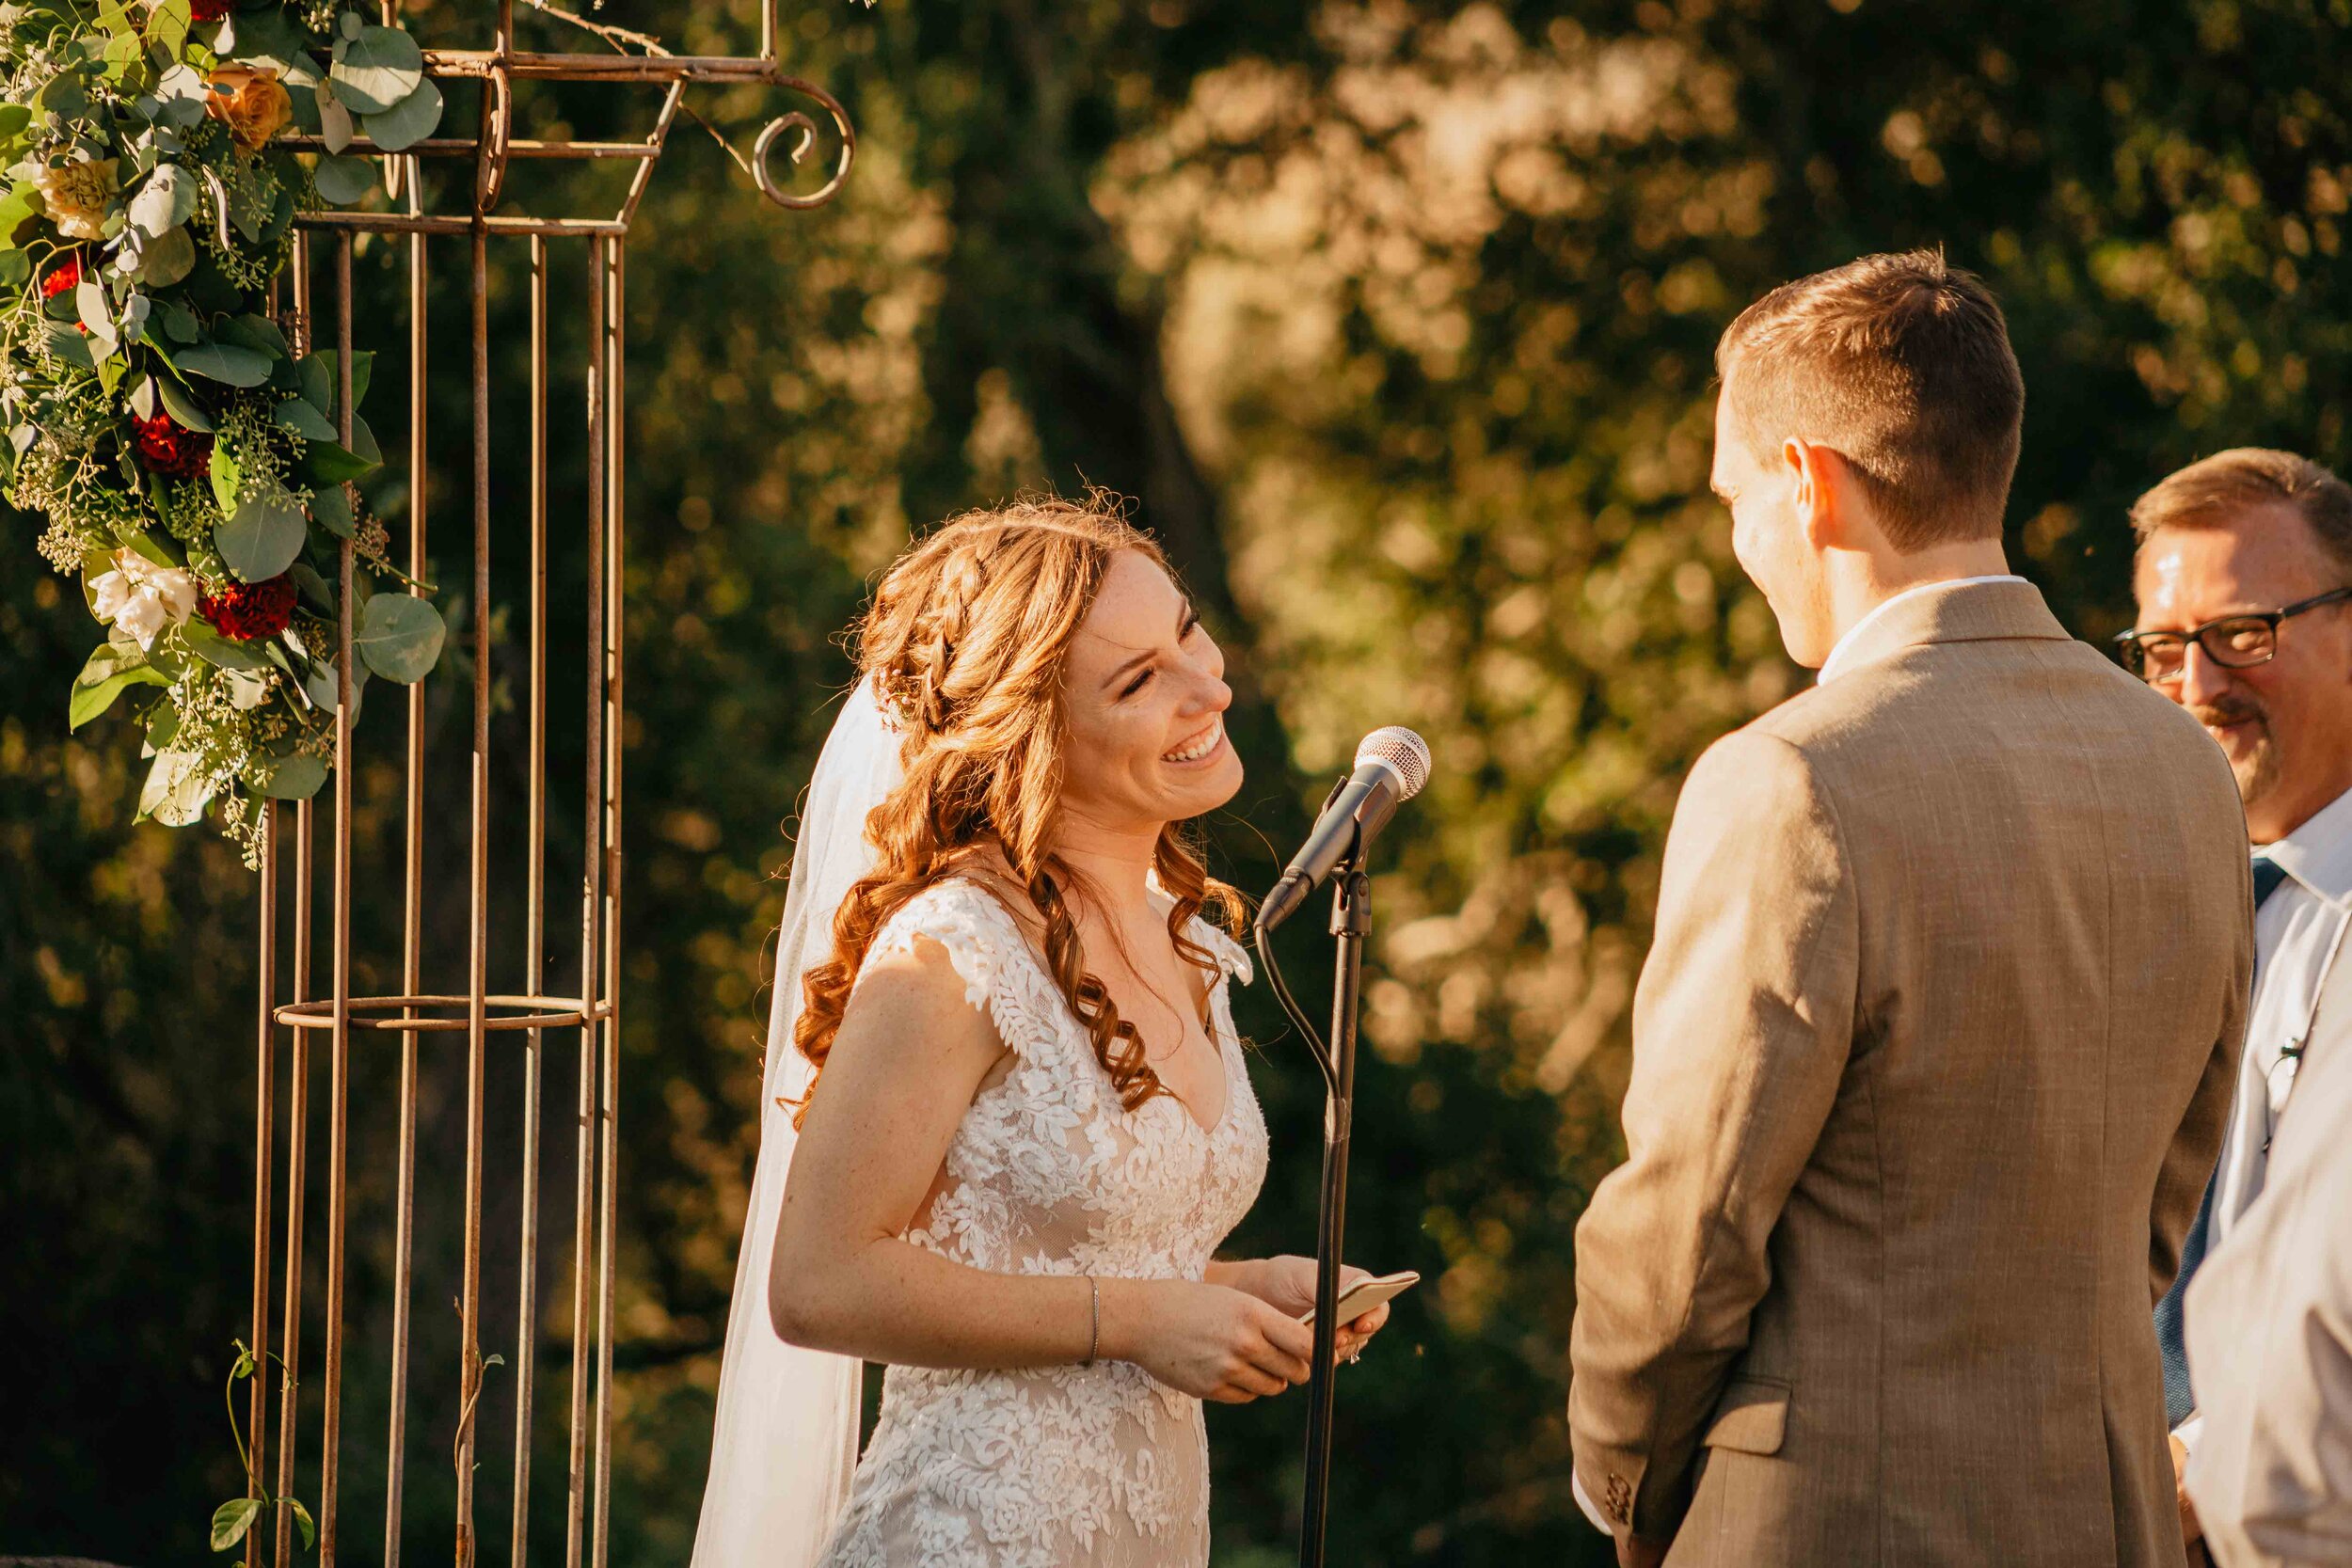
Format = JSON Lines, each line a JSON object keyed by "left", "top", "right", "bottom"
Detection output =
{"left": 1567, "top": 251, "right": 2254, "bottom": 1567}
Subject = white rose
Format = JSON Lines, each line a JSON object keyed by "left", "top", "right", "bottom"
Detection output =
{"left": 89, "top": 547, "right": 198, "bottom": 650}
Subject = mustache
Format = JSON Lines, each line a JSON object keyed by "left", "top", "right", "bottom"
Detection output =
{"left": 2191, "top": 695, "right": 2270, "bottom": 730}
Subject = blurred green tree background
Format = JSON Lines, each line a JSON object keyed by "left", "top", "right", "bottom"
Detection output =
{"left": 5, "top": 0, "right": 2347, "bottom": 1563}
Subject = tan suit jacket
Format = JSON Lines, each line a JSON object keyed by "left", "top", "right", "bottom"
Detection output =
{"left": 1569, "top": 580, "right": 2253, "bottom": 1567}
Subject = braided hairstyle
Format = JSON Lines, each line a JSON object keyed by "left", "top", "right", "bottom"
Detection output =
{"left": 789, "top": 495, "right": 1243, "bottom": 1126}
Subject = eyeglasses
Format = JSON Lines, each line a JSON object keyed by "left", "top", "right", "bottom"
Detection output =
{"left": 2114, "top": 587, "right": 2352, "bottom": 682}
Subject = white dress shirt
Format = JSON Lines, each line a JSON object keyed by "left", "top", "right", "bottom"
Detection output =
{"left": 2177, "top": 784, "right": 2352, "bottom": 1455}
{"left": 2184, "top": 921, "right": 2352, "bottom": 1566}
{"left": 1816, "top": 575, "right": 2028, "bottom": 684}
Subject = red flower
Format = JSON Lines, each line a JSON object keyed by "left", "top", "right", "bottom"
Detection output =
{"left": 199, "top": 576, "right": 299, "bottom": 641}
{"left": 40, "top": 253, "right": 83, "bottom": 300}
{"left": 190, "top": 0, "right": 233, "bottom": 19}
{"left": 133, "top": 410, "right": 215, "bottom": 480}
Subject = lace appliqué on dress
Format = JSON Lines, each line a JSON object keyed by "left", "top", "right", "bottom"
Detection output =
{"left": 812, "top": 879, "right": 1267, "bottom": 1568}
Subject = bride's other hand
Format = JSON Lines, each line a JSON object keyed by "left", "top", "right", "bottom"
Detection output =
{"left": 1104, "top": 1278, "right": 1314, "bottom": 1403}
{"left": 1215, "top": 1255, "right": 1392, "bottom": 1362}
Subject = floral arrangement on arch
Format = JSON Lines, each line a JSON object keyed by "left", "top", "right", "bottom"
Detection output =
{"left": 5, "top": 0, "right": 450, "bottom": 863}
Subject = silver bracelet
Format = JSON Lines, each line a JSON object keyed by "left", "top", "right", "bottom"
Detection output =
{"left": 1082, "top": 1275, "right": 1100, "bottom": 1368}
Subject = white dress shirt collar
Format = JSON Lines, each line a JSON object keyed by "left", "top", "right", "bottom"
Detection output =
{"left": 2262, "top": 784, "right": 2352, "bottom": 909}
{"left": 1817, "top": 575, "right": 2030, "bottom": 685}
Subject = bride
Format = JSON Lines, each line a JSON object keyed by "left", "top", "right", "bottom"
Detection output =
{"left": 692, "top": 496, "right": 1392, "bottom": 1567}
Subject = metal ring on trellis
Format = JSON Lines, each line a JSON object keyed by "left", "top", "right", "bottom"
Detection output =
{"left": 272, "top": 993, "right": 617, "bottom": 1033}
{"left": 752, "top": 73, "right": 856, "bottom": 211}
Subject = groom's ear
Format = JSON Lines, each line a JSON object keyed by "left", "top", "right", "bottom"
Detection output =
{"left": 1784, "top": 437, "right": 1867, "bottom": 553}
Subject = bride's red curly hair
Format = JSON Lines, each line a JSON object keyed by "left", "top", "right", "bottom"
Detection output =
{"left": 788, "top": 495, "right": 1244, "bottom": 1126}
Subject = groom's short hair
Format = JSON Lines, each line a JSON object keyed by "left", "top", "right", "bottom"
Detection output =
{"left": 1717, "top": 248, "right": 2025, "bottom": 551}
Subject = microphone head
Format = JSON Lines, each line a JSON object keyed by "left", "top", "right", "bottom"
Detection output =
{"left": 1356, "top": 726, "right": 1431, "bottom": 800}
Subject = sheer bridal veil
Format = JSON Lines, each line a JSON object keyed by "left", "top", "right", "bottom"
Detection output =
{"left": 692, "top": 678, "right": 898, "bottom": 1567}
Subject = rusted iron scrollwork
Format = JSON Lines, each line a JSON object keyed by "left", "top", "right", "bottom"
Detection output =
{"left": 243, "top": 7, "right": 852, "bottom": 1568}
{"left": 754, "top": 77, "right": 858, "bottom": 212}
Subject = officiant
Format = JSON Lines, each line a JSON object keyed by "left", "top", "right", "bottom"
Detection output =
{"left": 2120, "top": 449, "right": 2352, "bottom": 1566}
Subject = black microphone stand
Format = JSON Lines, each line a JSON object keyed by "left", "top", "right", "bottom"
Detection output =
{"left": 1295, "top": 844, "right": 1368, "bottom": 1568}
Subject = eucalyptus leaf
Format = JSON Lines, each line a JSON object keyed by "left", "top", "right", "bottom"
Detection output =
{"left": 182, "top": 617, "right": 276, "bottom": 672}
{"left": 301, "top": 653, "right": 365, "bottom": 717}
{"left": 207, "top": 436, "right": 238, "bottom": 513}
{"left": 41, "top": 74, "right": 89, "bottom": 119}
{"left": 359, "top": 77, "right": 441, "bottom": 154}
{"left": 137, "top": 747, "right": 212, "bottom": 827}
{"left": 219, "top": 3, "right": 307, "bottom": 73}
{"left": 313, "top": 153, "right": 373, "bottom": 206}
{"left": 275, "top": 397, "right": 337, "bottom": 443}
{"left": 134, "top": 223, "right": 192, "bottom": 285}
{"left": 153, "top": 371, "right": 210, "bottom": 431}
{"left": 329, "top": 24, "right": 423, "bottom": 116}
{"left": 0, "top": 105, "right": 30, "bottom": 140}
{"left": 356, "top": 594, "right": 444, "bottom": 683}
{"left": 127, "top": 162, "right": 193, "bottom": 236}
{"left": 147, "top": 0, "right": 190, "bottom": 58}
{"left": 159, "top": 299, "right": 199, "bottom": 343}
{"left": 173, "top": 341, "right": 271, "bottom": 387}
{"left": 218, "top": 312, "right": 288, "bottom": 358}
{"left": 126, "top": 372, "right": 154, "bottom": 420}
{"left": 289, "top": 561, "right": 333, "bottom": 610}
{"left": 228, "top": 168, "right": 268, "bottom": 243}
{"left": 311, "top": 348, "right": 373, "bottom": 412}
{"left": 115, "top": 531, "right": 179, "bottom": 570}
{"left": 251, "top": 750, "right": 326, "bottom": 800}
{"left": 309, "top": 482, "right": 353, "bottom": 538}
{"left": 295, "top": 352, "right": 330, "bottom": 411}
{"left": 223, "top": 666, "right": 273, "bottom": 709}
{"left": 40, "top": 320, "right": 94, "bottom": 369}
{"left": 316, "top": 85, "right": 354, "bottom": 154}
{"left": 215, "top": 492, "right": 306, "bottom": 582}
{"left": 303, "top": 440, "right": 373, "bottom": 483}
{"left": 75, "top": 278, "right": 115, "bottom": 343}
{"left": 70, "top": 641, "right": 171, "bottom": 731}
{"left": 152, "top": 62, "right": 210, "bottom": 127}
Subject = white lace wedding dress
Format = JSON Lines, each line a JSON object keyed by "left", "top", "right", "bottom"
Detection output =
{"left": 811, "top": 878, "right": 1270, "bottom": 1568}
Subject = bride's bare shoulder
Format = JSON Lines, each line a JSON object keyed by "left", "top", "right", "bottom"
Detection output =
{"left": 937, "top": 845, "right": 1047, "bottom": 945}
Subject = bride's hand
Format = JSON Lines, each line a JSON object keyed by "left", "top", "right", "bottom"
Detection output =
{"left": 1221, "top": 1255, "right": 1392, "bottom": 1363}
{"left": 1104, "top": 1278, "right": 1315, "bottom": 1403}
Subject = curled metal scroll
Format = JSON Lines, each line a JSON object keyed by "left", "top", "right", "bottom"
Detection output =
{"left": 750, "top": 73, "right": 856, "bottom": 211}
{"left": 473, "top": 60, "right": 515, "bottom": 214}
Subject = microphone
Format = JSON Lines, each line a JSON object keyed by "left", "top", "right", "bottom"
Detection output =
{"left": 1257, "top": 726, "right": 1431, "bottom": 932}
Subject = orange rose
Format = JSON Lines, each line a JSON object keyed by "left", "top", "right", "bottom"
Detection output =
{"left": 205, "top": 65, "right": 293, "bottom": 151}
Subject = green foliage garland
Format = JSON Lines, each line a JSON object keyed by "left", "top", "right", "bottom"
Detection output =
{"left": 3, "top": 0, "right": 447, "bottom": 862}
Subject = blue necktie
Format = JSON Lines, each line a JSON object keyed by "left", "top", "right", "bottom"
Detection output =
{"left": 2153, "top": 854, "right": 2289, "bottom": 1427}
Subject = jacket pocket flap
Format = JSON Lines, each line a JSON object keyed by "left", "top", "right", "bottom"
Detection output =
{"left": 1702, "top": 1377, "right": 1789, "bottom": 1455}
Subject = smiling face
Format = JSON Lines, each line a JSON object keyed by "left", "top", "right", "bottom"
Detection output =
{"left": 1713, "top": 390, "right": 1836, "bottom": 666}
{"left": 1055, "top": 549, "right": 1243, "bottom": 840}
{"left": 2133, "top": 506, "right": 2352, "bottom": 842}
